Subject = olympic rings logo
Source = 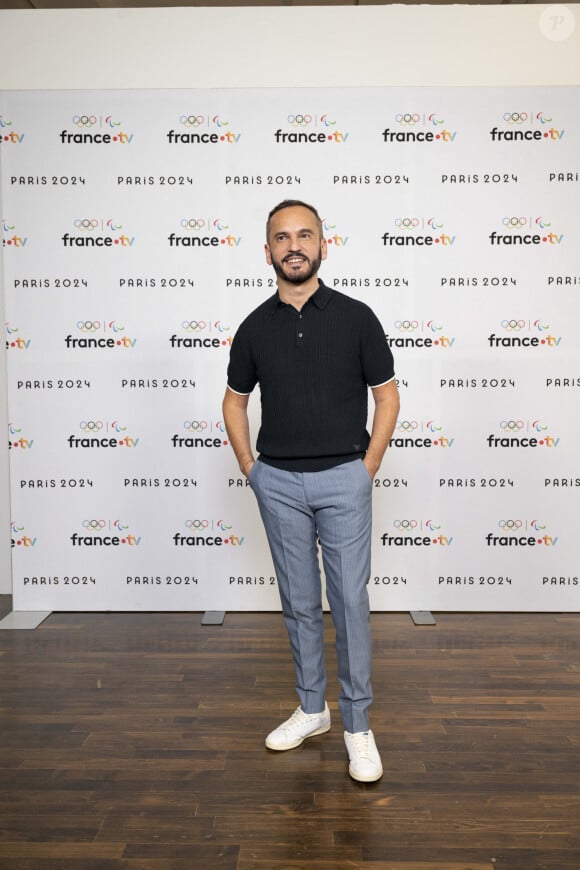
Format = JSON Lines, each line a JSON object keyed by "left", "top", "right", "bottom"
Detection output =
{"left": 394, "top": 520, "right": 418, "bottom": 530}
{"left": 180, "top": 218, "right": 206, "bottom": 230}
{"left": 498, "top": 519, "right": 523, "bottom": 529}
{"left": 503, "top": 112, "right": 528, "bottom": 124}
{"left": 74, "top": 219, "right": 99, "bottom": 231}
{"left": 77, "top": 320, "right": 101, "bottom": 332}
{"left": 502, "top": 217, "right": 527, "bottom": 228}
{"left": 287, "top": 114, "right": 313, "bottom": 126}
{"left": 394, "top": 320, "right": 418, "bottom": 332}
{"left": 181, "top": 320, "right": 208, "bottom": 332}
{"left": 180, "top": 115, "right": 205, "bottom": 127}
{"left": 184, "top": 420, "right": 208, "bottom": 431}
{"left": 500, "top": 420, "right": 524, "bottom": 431}
{"left": 397, "top": 420, "right": 418, "bottom": 431}
{"left": 80, "top": 421, "right": 104, "bottom": 431}
{"left": 395, "top": 113, "right": 420, "bottom": 125}
{"left": 500, "top": 319, "right": 526, "bottom": 331}
{"left": 83, "top": 519, "right": 106, "bottom": 529}
{"left": 73, "top": 115, "right": 97, "bottom": 127}
{"left": 395, "top": 218, "right": 420, "bottom": 230}
{"left": 186, "top": 519, "right": 209, "bottom": 529}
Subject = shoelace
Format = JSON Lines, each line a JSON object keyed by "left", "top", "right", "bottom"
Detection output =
{"left": 348, "top": 731, "right": 372, "bottom": 757}
{"left": 283, "top": 707, "right": 319, "bottom": 733}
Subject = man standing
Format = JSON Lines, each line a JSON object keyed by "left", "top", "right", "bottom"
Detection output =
{"left": 223, "top": 200, "right": 399, "bottom": 782}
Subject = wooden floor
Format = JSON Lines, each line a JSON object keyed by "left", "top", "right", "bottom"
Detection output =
{"left": 0, "top": 596, "right": 579, "bottom": 869}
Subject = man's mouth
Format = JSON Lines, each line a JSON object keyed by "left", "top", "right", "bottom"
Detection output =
{"left": 284, "top": 255, "right": 307, "bottom": 266}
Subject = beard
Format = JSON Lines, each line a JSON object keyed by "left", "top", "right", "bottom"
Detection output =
{"left": 270, "top": 247, "right": 323, "bottom": 285}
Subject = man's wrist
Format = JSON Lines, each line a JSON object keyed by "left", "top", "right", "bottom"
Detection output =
{"left": 240, "top": 458, "right": 255, "bottom": 477}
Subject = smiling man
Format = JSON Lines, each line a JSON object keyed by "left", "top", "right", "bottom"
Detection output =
{"left": 223, "top": 200, "right": 399, "bottom": 782}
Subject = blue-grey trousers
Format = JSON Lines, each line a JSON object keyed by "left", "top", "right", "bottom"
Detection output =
{"left": 249, "top": 458, "right": 373, "bottom": 733}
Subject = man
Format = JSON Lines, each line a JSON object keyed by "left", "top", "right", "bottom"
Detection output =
{"left": 223, "top": 199, "right": 399, "bottom": 782}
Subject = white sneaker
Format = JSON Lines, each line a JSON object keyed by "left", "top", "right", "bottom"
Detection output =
{"left": 344, "top": 729, "right": 383, "bottom": 782}
{"left": 265, "top": 703, "right": 331, "bottom": 751}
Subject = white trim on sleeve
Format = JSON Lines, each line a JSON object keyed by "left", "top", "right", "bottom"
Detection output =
{"left": 226, "top": 383, "right": 253, "bottom": 396}
{"left": 368, "top": 374, "right": 396, "bottom": 389}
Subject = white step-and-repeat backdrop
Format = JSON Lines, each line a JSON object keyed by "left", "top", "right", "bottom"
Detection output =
{"left": 1, "top": 86, "right": 579, "bottom": 611}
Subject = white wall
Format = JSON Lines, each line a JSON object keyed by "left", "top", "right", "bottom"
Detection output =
{"left": 0, "top": 3, "right": 579, "bottom": 597}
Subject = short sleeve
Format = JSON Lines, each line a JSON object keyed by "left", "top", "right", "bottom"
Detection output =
{"left": 226, "top": 321, "right": 258, "bottom": 395}
{"left": 359, "top": 306, "right": 395, "bottom": 388}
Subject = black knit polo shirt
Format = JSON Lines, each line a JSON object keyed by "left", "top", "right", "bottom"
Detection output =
{"left": 227, "top": 281, "right": 395, "bottom": 472}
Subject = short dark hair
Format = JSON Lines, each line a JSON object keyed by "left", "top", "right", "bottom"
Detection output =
{"left": 266, "top": 199, "right": 323, "bottom": 241}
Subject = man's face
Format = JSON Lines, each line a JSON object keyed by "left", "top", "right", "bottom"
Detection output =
{"left": 265, "top": 206, "right": 327, "bottom": 285}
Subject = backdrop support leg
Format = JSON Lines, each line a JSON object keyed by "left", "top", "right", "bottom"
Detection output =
{"left": 201, "top": 611, "right": 225, "bottom": 625}
{"left": 0, "top": 611, "right": 52, "bottom": 630}
{"left": 410, "top": 611, "right": 436, "bottom": 625}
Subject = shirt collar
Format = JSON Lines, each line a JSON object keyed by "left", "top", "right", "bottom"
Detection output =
{"left": 270, "top": 280, "right": 333, "bottom": 314}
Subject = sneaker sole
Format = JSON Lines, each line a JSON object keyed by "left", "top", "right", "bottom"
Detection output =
{"left": 265, "top": 721, "right": 331, "bottom": 751}
{"left": 348, "top": 764, "right": 383, "bottom": 783}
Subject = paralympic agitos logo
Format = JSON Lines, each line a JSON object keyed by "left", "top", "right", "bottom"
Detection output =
{"left": 486, "top": 419, "right": 560, "bottom": 449}
{"left": 3, "top": 219, "right": 28, "bottom": 248}
{"left": 382, "top": 217, "right": 455, "bottom": 247}
{"left": 8, "top": 423, "right": 34, "bottom": 450}
{"left": 274, "top": 113, "right": 349, "bottom": 144}
{"left": 166, "top": 114, "right": 241, "bottom": 144}
{"left": 6, "top": 323, "right": 31, "bottom": 350}
{"left": 11, "top": 522, "right": 37, "bottom": 549}
{"left": 168, "top": 217, "right": 241, "bottom": 248}
{"left": 382, "top": 112, "right": 457, "bottom": 143}
{"left": 490, "top": 111, "right": 564, "bottom": 143}
{"left": 381, "top": 519, "right": 454, "bottom": 547}
{"left": 386, "top": 320, "right": 455, "bottom": 349}
{"left": 59, "top": 114, "right": 134, "bottom": 145}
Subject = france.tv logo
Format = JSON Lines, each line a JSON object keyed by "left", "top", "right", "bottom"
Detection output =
{"left": 171, "top": 419, "right": 228, "bottom": 448}
{"left": 60, "top": 114, "right": 134, "bottom": 144}
{"left": 64, "top": 320, "right": 137, "bottom": 350}
{"left": 67, "top": 420, "right": 140, "bottom": 449}
{"left": 323, "top": 218, "right": 349, "bottom": 247}
{"left": 486, "top": 518, "right": 558, "bottom": 547}
{"left": 167, "top": 114, "right": 241, "bottom": 144}
{"left": 5, "top": 323, "right": 31, "bottom": 350}
{"left": 489, "top": 216, "right": 563, "bottom": 246}
{"left": 275, "top": 113, "right": 349, "bottom": 144}
{"left": 70, "top": 519, "right": 141, "bottom": 547}
{"left": 386, "top": 319, "right": 456, "bottom": 349}
{"left": 3, "top": 220, "right": 28, "bottom": 248}
{"left": 382, "top": 217, "right": 455, "bottom": 247}
{"left": 0, "top": 115, "right": 24, "bottom": 144}
{"left": 8, "top": 423, "right": 34, "bottom": 449}
{"left": 381, "top": 518, "right": 454, "bottom": 546}
{"left": 487, "top": 419, "right": 560, "bottom": 448}
{"left": 490, "top": 111, "right": 564, "bottom": 142}
{"left": 168, "top": 217, "right": 241, "bottom": 248}
{"left": 487, "top": 319, "right": 561, "bottom": 348}
{"left": 170, "top": 319, "right": 232, "bottom": 349}
{"left": 383, "top": 112, "right": 457, "bottom": 143}
{"left": 173, "top": 518, "right": 244, "bottom": 547}
{"left": 11, "top": 522, "right": 37, "bottom": 548}
{"left": 62, "top": 218, "right": 135, "bottom": 248}
{"left": 389, "top": 418, "right": 455, "bottom": 449}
